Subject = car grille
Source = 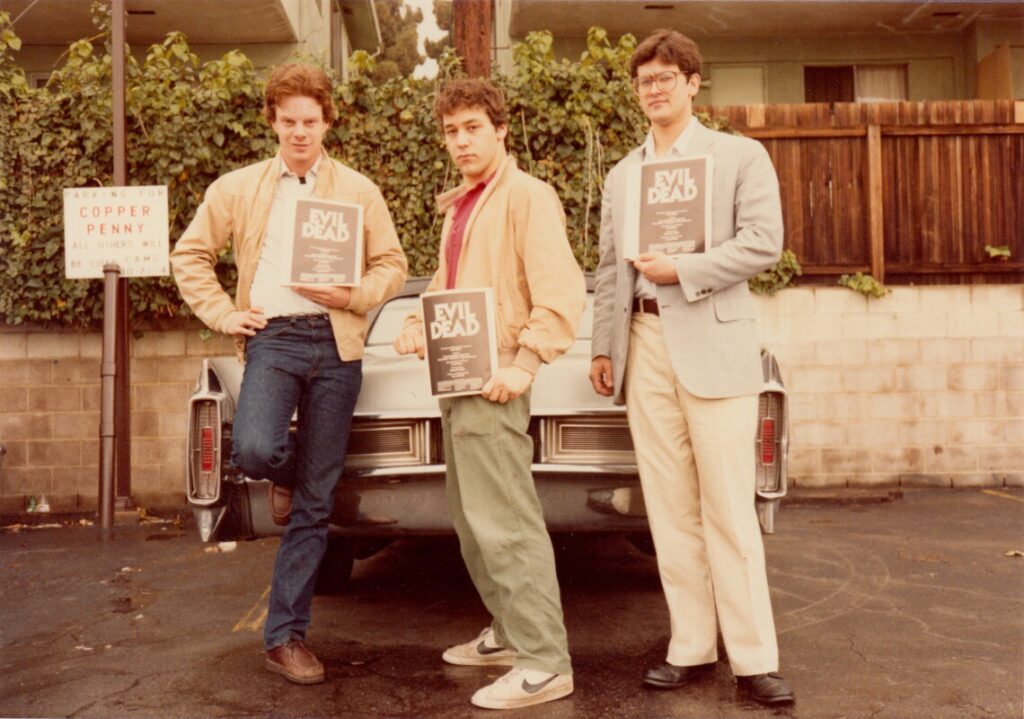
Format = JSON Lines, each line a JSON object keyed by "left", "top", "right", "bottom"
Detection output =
{"left": 346, "top": 419, "right": 432, "bottom": 468}
{"left": 539, "top": 416, "right": 635, "bottom": 464}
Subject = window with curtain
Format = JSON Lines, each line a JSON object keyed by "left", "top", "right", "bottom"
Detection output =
{"left": 854, "top": 64, "right": 909, "bottom": 102}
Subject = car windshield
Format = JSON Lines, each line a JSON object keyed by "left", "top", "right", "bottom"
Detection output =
{"left": 367, "top": 294, "right": 595, "bottom": 346}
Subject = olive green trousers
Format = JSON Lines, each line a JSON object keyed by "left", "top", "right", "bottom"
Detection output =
{"left": 440, "top": 390, "right": 572, "bottom": 675}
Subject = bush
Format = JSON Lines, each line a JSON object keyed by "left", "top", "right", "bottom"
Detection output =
{"left": 749, "top": 249, "right": 802, "bottom": 295}
{"left": 1, "top": 14, "right": 762, "bottom": 327}
{"left": 837, "top": 272, "right": 889, "bottom": 298}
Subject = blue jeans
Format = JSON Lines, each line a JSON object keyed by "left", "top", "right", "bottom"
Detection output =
{"left": 230, "top": 314, "right": 361, "bottom": 650}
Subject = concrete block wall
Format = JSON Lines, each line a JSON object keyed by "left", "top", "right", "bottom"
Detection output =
{"left": 0, "top": 325, "right": 235, "bottom": 513}
{"left": 1, "top": 284, "right": 1022, "bottom": 511}
{"left": 756, "top": 285, "right": 1024, "bottom": 489}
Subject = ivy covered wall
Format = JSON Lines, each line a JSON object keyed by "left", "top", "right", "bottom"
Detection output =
{"left": 0, "top": 12, "right": 752, "bottom": 328}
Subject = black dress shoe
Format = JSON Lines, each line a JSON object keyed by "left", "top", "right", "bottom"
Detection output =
{"left": 642, "top": 661, "right": 716, "bottom": 689}
{"left": 736, "top": 672, "right": 795, "bottom": 705}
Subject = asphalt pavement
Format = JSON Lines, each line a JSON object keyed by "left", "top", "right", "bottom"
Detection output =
{"left": 0, "top": 488, "right": 1021, "bottom": 719}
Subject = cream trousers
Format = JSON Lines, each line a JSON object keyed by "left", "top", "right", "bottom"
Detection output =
{"left": 625, "top": 313, "right": 779, "bottom": 676}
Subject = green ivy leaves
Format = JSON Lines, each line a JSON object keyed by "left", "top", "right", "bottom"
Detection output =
{"left": 749, "top": 249, "right": 803, "bottom": 295}
{"left": 1, "top": 15, "right": 757, "bottom": 327}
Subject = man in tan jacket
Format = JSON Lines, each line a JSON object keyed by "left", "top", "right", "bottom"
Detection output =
{"left": 171, "top": 64, "right": 406, "bottom": 685}
{"left": 394, "top": 78, "right": 585, "bottom": 710}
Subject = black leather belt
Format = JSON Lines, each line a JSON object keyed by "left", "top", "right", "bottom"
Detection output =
{"left": 267, "top": 313, "right": 330, "bottom": 325}
{"left": 632, "top": 297, "right": 659, "bottom": 315}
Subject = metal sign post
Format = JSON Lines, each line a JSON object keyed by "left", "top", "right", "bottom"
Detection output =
{"left": 62, "top": 2, "right": 170, "bottom": 526}
{"left": 110, "top": 0, "right": 132, "bottom": 514}
{"left": 99, "top": 264, "right": 120, "bottom": 529}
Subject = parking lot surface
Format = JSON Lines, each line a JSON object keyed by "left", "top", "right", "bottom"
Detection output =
{"left": 0, "top": 488, "right": 1021, "bottom": 719}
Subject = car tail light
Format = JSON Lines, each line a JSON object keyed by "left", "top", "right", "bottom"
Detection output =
{"left": 756, "top": 392, "right": 783, "bottom": 493}
{"left": 760, "top": 418, "right": 776, "bottom": 465}
{"left": 190, "top": 399, "right": 221, "bottom": 502}
{"left": 200, "top": 426, "right": 216, "bottom": 473}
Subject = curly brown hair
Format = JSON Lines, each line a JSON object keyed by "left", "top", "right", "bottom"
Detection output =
{"left": 630, "top": 29, "right": 702, "bottom": 79}
{"left": 263, "top": 63, "right": 337, "bottom": 124}
{"left": 434, "top": 78, "right": 508, "bottom": 129}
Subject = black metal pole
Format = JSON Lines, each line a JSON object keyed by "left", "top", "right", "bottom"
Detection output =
{"left": 111, "top": 0, "right": 133, "bottom": 509}
{"left": 112, "top": 0, "right": 126, "bottom": 185}
{"left": 99, "top": 264, "right": 120, "bottom": 529}
{"left": 115, "top": 279, "right": 132, "bottom": 508}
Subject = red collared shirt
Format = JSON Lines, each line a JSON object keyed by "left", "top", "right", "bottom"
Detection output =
{"left": 445, "top": 175, "right": 494, "bottom": 289}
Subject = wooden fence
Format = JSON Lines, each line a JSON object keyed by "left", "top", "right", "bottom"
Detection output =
{"left": 695, "top": 100, "right": 1024, "bottom": 284}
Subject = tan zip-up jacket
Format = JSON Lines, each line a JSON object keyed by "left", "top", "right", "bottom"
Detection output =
{"left": 410, "top": 155, "right": 585, "bottom": 374}
{"left": 171, "top": 152, "right": 408, "bottom": 361}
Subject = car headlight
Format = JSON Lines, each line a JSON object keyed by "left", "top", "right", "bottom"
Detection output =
{"left": 539, "top": 415, "right": 635, "bottom": 464}
{"left": 345, "top": 419, "right": 433, "bottom": 469}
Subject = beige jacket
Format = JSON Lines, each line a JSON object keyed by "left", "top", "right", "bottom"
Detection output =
{"left": 412, "top": 155, "right": 585, "bottom": 374}
{"left": 593, "top": 122, "right": 783, "bottom": 402}
{"left": 171, "top": 152, "right": 408, "bottom": 361}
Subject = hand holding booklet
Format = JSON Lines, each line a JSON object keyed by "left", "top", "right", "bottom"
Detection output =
{"left": 282, "top": 197, "right": 363, "bottom": 287}
{"left": 421, "top": 288, "right": 498, "bottom": 398}
{"left": 622, "top": 155, "right": 713, "bottom": 260}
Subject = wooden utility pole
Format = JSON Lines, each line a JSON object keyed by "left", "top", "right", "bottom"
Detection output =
{"left": 452, "top": 0, "right": 492, "bottom": 77}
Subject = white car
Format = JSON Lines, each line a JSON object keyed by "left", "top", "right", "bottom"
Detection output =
{"left": 184, "top": 277, "right": 788, "bottom": 592}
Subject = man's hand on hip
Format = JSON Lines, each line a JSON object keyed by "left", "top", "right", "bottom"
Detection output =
{"left": 393, "top": 324, "right": 426, "bottom": 359}
{"left": 226, "top": 307, "right": 268, "bottom": 337}
{"left": 293, "top": 285, "right": 352, "bottom": 309}
{"left": 633, "top": 253, "right": 679, "bottom": 285}
{"left": 589, "top": 356, "right": 614, "bottom": 397}
{"left": 482, "top": 366, "right": 534, "bottom": 404}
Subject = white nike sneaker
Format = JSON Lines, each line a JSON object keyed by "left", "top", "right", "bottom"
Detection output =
{"left": 470, "top": 667, "right": 574, "bottom": 710}
{"left": 442, "top": 627, "right": 517, "bottom": 666}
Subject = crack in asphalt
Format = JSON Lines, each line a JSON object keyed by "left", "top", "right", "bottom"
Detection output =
{"left": 65, "top": 671, "right": 164, "bottom": 718}
{"left": 846, "top": 634, "right": 889, "bottom": 674}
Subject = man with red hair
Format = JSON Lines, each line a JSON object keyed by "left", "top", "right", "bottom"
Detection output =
{"left": 172, "top": 63, "right": 407, "bottom": 685}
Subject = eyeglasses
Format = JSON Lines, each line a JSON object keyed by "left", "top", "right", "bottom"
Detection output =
{"left": 631, "top": 71, "right": 687, "bottom": 95}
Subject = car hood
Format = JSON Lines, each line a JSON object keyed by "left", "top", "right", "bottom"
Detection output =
{"left": 354, "top": 341, "right": 621, "bottom": 418}
{"left": 206, "top": 340, "right": 621, "bottom": 419}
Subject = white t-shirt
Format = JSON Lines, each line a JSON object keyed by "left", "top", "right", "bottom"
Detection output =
{"left": 249, "top": 158, "right": 328, "bottom": 318}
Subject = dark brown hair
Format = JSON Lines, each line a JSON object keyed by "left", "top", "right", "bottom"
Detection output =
{"left": 630, "top": 29, "right": 702, "bottom": 79}
{"left": 434, "top": 78, "right": 508, "bottom": 129}
{"left": 263, "top": 63, "right": 337, "bottom": 124}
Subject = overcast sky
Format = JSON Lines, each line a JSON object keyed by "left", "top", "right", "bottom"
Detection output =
{"left": 406, "top": 0, "right": 446, "bottom": 78}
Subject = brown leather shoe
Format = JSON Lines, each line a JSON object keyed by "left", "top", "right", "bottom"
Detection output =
{"left": 265, "top": 639, "right": 325, "bottom": 684}
{"left": 269, "top": 483, "right": 293, "bottom": 527}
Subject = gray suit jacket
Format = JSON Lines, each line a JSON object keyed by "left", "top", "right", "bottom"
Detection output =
{"left": 592, "top": 122, "right": 783, "bottom": 404}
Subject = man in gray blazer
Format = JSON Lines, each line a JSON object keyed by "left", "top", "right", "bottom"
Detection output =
{"left": 589, "top": 29, "right": 794, "bottom": 707}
